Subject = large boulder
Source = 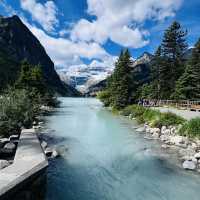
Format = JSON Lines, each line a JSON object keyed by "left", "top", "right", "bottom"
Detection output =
{"left": 182, "top": 160, "right": 196, "bottom": 170}
{"left": 0, "top": 160, "right": 10, "bottom": 169}
{"left": 4, "top": 142, "right": 16, "bottom": 150}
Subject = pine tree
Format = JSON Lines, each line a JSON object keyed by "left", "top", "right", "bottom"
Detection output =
{"left": 150, "top": 46, "right": 163, "bottom": 99}
{"left": 161, "top": 21, "right": 188, "bottom": 97}
{"left": 173, "top": 39, "right": 200, "bottom": 99}
{"left": 103, "top": 49, "right": 134, "bottom": 109}
{"left": 16, "top": 60, "right": 47, "bottom": 95}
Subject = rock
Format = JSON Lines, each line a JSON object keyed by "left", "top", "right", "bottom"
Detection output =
{"left": 191, "top": 142, "right": 198, "bottom": 150}
{"left": 160, "top": 135, "right": 169, "bottom": 142}
{"left": 182, "top": 160, "right": 196, "bottom": 170}
{"left": 153, "top": 128, "right": 160, "bottom": 134}
{"left": 192, "top": 157, "right": 198, "bottom": 164}
{"left": 41, "top": 141, "right": 48, "bottom": 150}
{"left": 179, "top": 147, "right": 196, "bottom": 158}
{"left": 194, "top": 152, "right": 200, "bottom": 159}
{"left": 128, "top": 114, "right": 133, "bottom": 119}
{"left": 33, "top": 125, "right": 42, "bottom": 129}
{"left": 152, "top": 132, "right": 160, "bottom": 139}
{"left": 45, "top": 147, "right": 53, "bottom": 157}
{"left": 4, "top": 142, "right": 16, "bottom": 150}
{"left": 161, "top": 144, "right": 170, "bottom": 149}
{"left": 145, "top": 127, "right": 151, "bottom": 133}
{"left": 170, "top": 127, "right": 176, "bottom": 135}
{"left": 196, "top": 140, "right": 200, "bottom": 147}
{"left": 136, "top": 127, "right": 145, "bottom": 132}
{"left": 163, "top": 129, "right": 171, "bottom": 135}
{"left": 51, "top": 150, "right": 59, "bottom": 158}
{"left": 9, "top": 135, "right": 19, "bottom": 141}
{"left": 161, "top": 126, "right": 167, "bottom": 134}
{"left": 170, "top": 136, "right": 187, "bottom": 146}
{"left": 0, "top": 160, "right": 10, "bottom": 169}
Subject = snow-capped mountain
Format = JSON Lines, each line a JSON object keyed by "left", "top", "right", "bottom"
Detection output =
{"left": 58, "top": 62, "right": 114, "bottom": 93}
{"left": 58, "top": 53, "right": 153, "bottom": 94}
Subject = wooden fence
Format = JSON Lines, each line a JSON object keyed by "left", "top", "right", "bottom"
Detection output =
{"left": 142, "top": 100, "right": 200, "bottom": 112}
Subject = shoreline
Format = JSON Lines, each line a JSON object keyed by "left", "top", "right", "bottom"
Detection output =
{"left": 128, "top": 116, "right": 200, "bottom": 172}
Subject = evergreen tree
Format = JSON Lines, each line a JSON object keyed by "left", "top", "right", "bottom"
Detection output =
{"left": 173, "top": 39, "right": 200, "bottom": 99}
{"left": 161, "top": 21, "right": 188, "bottom": 97}
{"left": 150, "top": 46, "right": 163, "bottom": 99}
{"left": 16, "top": 60, "right": 47, "bottom": 95}
{"left": 101, "top": 49, "right": 134, "bottom": 109}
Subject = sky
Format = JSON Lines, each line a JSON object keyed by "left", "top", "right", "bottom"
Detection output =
{"left": 0, "top": 0, "right": 200, "bottom": 71}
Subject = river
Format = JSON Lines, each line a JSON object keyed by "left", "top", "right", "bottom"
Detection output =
{"left": 43, "top": 98, "right": 200, "bottom": 200}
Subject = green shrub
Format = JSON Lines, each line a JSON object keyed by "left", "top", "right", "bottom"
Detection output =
{"left": 120, "top": 104, "right": 185, "bottom": 127}
{"left": 153, "top": 112, "right": 185, "bottom": 128}
{"left": 143, "top": 109, "right": 160, "bottom": 122}
{"left": 179, "top": 118, "right": 200, "bottom": 138}
{"left": 97, "top": 90, "right": 112, "bottom": 107}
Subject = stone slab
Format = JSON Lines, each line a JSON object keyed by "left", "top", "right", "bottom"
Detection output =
{"left": 0, "top": 129, "right": 48, "bottom": 198}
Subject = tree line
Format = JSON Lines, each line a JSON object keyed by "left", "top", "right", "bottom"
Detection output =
{"left": 0, "top": 60, "right": 57, "bottom": 136}
{"left": 99, "top": 21, "right": 200, "bottom": 109}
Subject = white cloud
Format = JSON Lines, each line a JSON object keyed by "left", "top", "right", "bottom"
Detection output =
{"left": 20, "top": 0, "right": 58, "bottom": 32}
{"left": 22, "top": 19, "right": 111, "bottom": 68}
{"left": 71, "top": 0, "right": 183, "bottom": 48}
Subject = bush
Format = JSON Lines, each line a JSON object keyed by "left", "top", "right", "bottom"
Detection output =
{"left": 0, "top": 88, "right": 39, "bottom": 137}
{"left": 97, "top": 90, "right": 112, "bottom": 107}
{"left": 179, "top": 118, "right": 200, "bottom": 138}
{"left": 153, "top": 112, "right": 185, "bottom": 128}
{"left": 121, "top": 105, "right": 185, "bottom": 127}
{"left": 143, "top": 109, "right": 160, "bottom": 123}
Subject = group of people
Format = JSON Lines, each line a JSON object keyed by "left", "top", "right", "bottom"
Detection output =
{"left": 138, "top": 99, "right": 158, "bottom": 107}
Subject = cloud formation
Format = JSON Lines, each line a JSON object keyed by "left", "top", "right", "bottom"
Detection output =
{"left": 20, "top": 0, "right": 58, "bottom": 32}
{"left": 71, "top": 0, "right": 183, "bottom": 47}
{"left": 23, "top": 20, "right": 111, "bottom": 68}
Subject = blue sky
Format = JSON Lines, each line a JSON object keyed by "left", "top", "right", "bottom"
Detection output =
{"left": 0, "top": 0, "right": 200, "bottom": 70}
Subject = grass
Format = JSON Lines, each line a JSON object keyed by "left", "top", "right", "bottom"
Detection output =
{"left": 121, "top": 105, "right": 186, "bottom": 128}
{"left": 179, "top": 118, "right": 200, "bottom": 138}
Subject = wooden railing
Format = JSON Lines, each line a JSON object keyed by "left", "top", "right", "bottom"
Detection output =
{"left": 141, "top": 99, "right": 200, "bottom": 111}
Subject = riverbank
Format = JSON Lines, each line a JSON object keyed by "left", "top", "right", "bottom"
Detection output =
{"left": 119, "top": 105, "right": 200, "bottom": 172}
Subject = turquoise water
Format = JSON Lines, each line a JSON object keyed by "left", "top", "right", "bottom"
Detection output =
{"left": 44, "top": 98, "right": 200, "bottom": 200}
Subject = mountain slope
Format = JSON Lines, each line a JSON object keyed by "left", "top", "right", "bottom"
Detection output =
{"left": 0, "top": 15, "right": 79, "bottom": 96}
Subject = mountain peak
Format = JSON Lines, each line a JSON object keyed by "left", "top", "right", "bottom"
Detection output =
{"left": 133, "top": 52, "right": 153, "bottom": 67}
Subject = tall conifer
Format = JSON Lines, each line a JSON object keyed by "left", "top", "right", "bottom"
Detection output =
{"left": 161, "top": 21, "right": 188, "bottom": 97}
{"left": 173, "top": 39, "right": 200, "bottom": 99}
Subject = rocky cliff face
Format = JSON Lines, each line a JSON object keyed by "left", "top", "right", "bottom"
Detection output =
{"left": 0, "top": 15, "right": 79, "bottom": 96}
